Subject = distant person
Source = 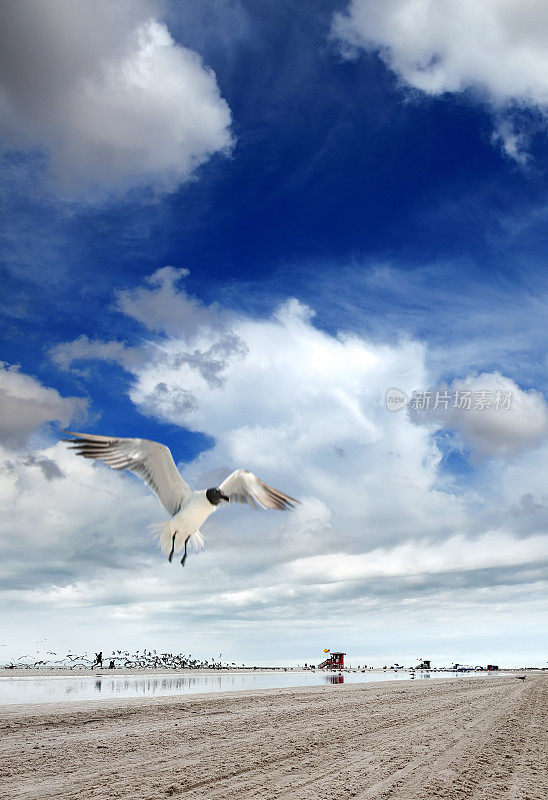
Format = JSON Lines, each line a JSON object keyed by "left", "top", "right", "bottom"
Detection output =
{"left": 109, "top": 660, "right": 115, "bottom": 669}
{"left": 92, "top": 651, "right": 103, "bottom": 669}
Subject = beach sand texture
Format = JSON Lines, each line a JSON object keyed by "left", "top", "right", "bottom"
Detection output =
{"left": 1, "top": 674, "right": 546, "bottom": 799}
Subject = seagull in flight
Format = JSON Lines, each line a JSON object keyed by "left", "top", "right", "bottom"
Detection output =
{"left": 63, "top": 431, "right": 299, "bottom": 567}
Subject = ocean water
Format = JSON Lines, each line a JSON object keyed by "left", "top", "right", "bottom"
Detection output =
{"left": 0, "top": 669, "right": 499, "bottom": 706}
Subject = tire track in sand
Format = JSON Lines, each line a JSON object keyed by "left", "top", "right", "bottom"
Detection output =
{"left": 2, "top": 675, "right": 546, "bottom": 800}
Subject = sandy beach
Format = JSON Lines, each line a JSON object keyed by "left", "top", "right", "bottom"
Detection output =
{"left": 1, "top": 673, "right": 546, "bottom": 800}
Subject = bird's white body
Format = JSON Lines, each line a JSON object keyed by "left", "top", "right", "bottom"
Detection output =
{"left": 159, "top": 491, "right": 216, "bottom": 555}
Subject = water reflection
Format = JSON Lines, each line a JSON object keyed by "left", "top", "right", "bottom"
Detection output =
{"left": 0, "top": 669, "right": 497, "bottom": 706}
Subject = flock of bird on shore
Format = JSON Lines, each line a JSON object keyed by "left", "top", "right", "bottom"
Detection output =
{"left": 7, "top": 650, "right": 240, "bottom": 670}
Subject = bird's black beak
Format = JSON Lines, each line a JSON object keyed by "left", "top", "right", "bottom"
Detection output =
{"left": 221, "top": 494, "right": 230, "bottom": 502}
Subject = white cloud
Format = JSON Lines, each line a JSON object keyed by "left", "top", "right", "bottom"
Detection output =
{"left": 409, "top": 372, "right": 548, "bottom": 459}
{"left": 0, "top": 440, "right": 163, "bottom": 608}
{"left": 0, "top": 0, "right": 233, "bottom": 196}
{"left": 288, "top": 531, "right": 548, "bottom": 583}
{"left": 0, "top": 363, "right": 87, "bottom": 449}
{"left": 491, "top": 117, "right": 531, "bottom": 166}
{"left": 51, "top": 271, "right": 547, "bottom": 553}
{"left": 115, "top": 266, "right": 228, "bottom": 337}
{"left": 49, "top": 336, "right": 143, "bottom": 374}
{"left": 332, "top": 0, "right": 548, "bottom": 161}
{"left": 3, "top": 272, "right": 547, "bottom": 664}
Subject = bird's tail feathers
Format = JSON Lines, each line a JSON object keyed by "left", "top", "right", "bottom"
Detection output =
{"left": 149, "top": 520, "right": 170, "bottom": 554}
{"left": 153, "top": 520, "right": 205, "bottom": 555}
{"left": 189, "top": 529, "right": 205, "bottom": 551}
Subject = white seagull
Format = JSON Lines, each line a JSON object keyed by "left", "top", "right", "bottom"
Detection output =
{"left": 63, "top": 431, "right": 299, "bottom": 567}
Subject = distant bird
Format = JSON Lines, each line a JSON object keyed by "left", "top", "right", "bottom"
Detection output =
{"left": 63, "top": 431, "right": 299, "bottom": 566}
{"left": 516, "top": 675, "right": 526, "bottom": 681}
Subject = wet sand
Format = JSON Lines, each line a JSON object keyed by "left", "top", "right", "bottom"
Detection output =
{"left": 1, "top": 674, "right": 546, "bottom": 799}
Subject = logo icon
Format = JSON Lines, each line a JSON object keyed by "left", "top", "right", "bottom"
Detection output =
{"left": 385, "top": 388, "right": 408, "bottom": 411}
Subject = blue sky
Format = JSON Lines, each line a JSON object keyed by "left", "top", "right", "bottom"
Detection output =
{"left": 1, "top": 0, "right": 547, "bottom": 667}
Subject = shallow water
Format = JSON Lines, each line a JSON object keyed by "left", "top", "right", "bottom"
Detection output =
{"left": 0, "top": 669, "right": 499, "bottom": 705}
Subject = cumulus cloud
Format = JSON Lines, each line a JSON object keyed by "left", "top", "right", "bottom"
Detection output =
{"left": 49, "top": 335, "right": 143, "bottom": 374}
{"left": 51, "top": 271, "right": 546, "bottom": 548}
{"left": 3, "top": 272, "right": 547, "bottom": 663}
{"left": 332, "top": 0, "right": 548, "bottom": 162}
{"left": 0, "top": 441, "right": 160, "bottom": 594}
{"left": 129, "top": 295, "right": 433, "bottom": 513}
{"left": 0, "top": 362, "right": 87, "bottom": 449}
{"left": 0, "top": 0, "right": 233, "bottom": 196}
{"left": 409, "top": 372, "right": 548, "bottom": 459}
{"left": 115, "top": 266, "right": 229, "bottom": 337}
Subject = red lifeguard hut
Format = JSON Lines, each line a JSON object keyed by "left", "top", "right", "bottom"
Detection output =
{"left": 318, "top": 651, "right": 345, "bottom": 670}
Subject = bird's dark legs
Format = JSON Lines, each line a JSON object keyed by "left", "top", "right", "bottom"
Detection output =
{"left": 168, "top": 532, "right": 177, "bottom": 563}
{"left": 181, "top": 535, "right": 191, "bottom": 567}
{"left": 168, "top": 532, "right": 191, "bottom": 566}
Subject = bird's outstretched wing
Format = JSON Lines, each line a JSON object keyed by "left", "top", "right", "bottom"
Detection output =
{"left": 63, "top": 431, "right": 192, "bottom": 516}
{"left": 219, "top": 469, "right": 299, "bottom": 510}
